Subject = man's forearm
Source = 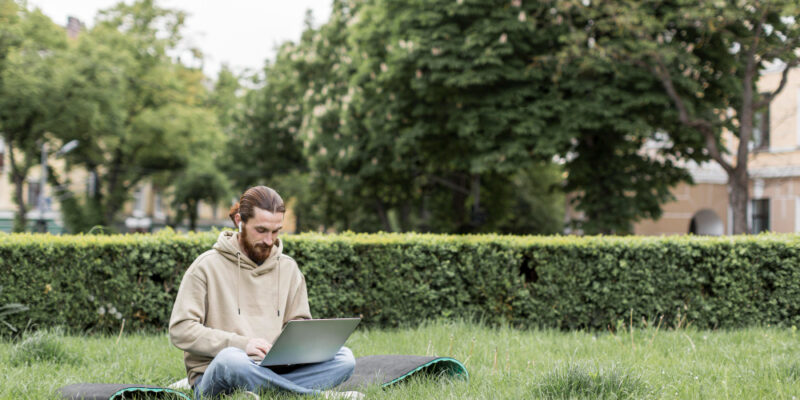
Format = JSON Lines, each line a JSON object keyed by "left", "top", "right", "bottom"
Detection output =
{"left": 169, "top": 318, "right": 250, "bottom": 358}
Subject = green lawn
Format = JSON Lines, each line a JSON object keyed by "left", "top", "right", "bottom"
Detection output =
{"left": 1, "top": 321, "right": 799, "bottom": 399}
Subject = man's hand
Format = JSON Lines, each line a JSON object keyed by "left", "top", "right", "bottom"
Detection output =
{"left": 245, "top": 338, "right": 272, "bottom": 360}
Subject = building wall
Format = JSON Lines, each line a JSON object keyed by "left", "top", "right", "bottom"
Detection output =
{"left": 757, "top": 65, "right": 800, "bottom": 153}
{"left": 633, "top": 67, "right": 800, "bottom": 235}
{"left": 634, "top": 182, "right": 729, "bottom": 235}
{"left": 751, "top": 176, "right": 800, "bottom": 233}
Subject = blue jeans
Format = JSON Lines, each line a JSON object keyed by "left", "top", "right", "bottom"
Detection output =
{"left": 193, "top": 347, "right": 355, "bottom": 398}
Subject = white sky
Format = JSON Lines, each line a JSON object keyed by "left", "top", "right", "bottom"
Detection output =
{"left": 27, "top": 0, "right": 333, "bottom": 78}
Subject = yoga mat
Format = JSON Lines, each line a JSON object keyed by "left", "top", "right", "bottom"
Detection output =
{"left": 338, "top": 355, "right": 469, "bottom": 391}
{"left": 57, "top": 383, "right": 190, "bottom": 400}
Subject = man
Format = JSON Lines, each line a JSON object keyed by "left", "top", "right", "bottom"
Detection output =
{"left": 169, "top": 186, "right": 358, "bottom": 399}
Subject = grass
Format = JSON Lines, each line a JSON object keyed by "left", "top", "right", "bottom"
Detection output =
{"left": 1, "top": 321, "right": 799, "bottom": 399}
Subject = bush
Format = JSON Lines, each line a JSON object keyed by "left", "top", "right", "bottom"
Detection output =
{"left": 9, "top": 328, "right": 81, "bottom": 366}
{"left": 530, "top": 363, "right": 653, "bottom": 399}
{"left": 1, "top": 231, "right": 799, "bottom": 332}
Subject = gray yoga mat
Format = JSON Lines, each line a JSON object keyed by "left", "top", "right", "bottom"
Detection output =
{"left": 338, "top": 355, "right": 469, "bottom": 391}
{"left": 57, "top": 383, "right": 190, "bottom": 400}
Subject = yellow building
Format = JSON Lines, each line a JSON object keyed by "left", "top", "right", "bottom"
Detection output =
{"left": 0, "top": 151, "right": 288, "bottom": 234}
{"left": 0, "top": 143, "right": 74, "bottom": 233}
{"left": 634, "top": 67, "right": 800, "bottom": 235}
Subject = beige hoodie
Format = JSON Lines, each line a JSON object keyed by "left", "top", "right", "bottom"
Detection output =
{"left": 169, "top": 231, "right": 311, "bottom": 385}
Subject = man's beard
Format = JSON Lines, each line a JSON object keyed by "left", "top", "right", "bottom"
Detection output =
{"left": 240, "top": 227, "right": 272, "bottom": 265}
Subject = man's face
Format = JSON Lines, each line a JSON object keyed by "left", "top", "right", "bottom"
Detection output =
{"left": 239, "top": 208, "right": 284, "bottom": 265}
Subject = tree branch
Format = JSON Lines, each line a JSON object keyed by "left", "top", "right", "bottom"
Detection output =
{"left": 428, "top": 175, "right": 470, "bottom": 195}
{"left": 644, "top": 58, "right": 734, "bottom": 174}
{"left": 737, "top": 7, "right": 769, "bottom": 166}
{"left": 755, "top": 58, "right": 800, "bottom": 109}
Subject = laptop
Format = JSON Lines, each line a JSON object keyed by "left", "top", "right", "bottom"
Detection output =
{"left": 259, "top": 318, "right": 361, "bottom": 367}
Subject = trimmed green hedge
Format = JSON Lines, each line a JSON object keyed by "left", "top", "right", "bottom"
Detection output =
{"left": 1, "top": 231, "right": 799, "bottom": 332}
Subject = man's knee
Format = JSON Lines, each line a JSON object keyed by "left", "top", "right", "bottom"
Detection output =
{"left": 335, "top": 347, "right": 356, "bottom": 371}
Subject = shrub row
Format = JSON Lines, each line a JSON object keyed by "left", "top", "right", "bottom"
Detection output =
{"left": 1, "top": 231, "right": 799, "bottom": 333}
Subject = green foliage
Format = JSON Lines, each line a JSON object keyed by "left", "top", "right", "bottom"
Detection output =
{"left": 239, "top": 0, "right": 709, "bottom": 234}
{"left": 49, "top": 0, "right": 224, "bottom": 232}
{"left": 169, "top": 160, "right": 231, "bottom": 231}
{"left": 0, "top": 0, "right": 69, "bottom": 232}
{"left": 232, "top": 0, "right": 571, "bottom": 234}
{"left": 2, "top": 233, "right": 800, "bottom": 332}
{"left": 219, "top": 44, "right": 308, "bottom": 191}
{"left": 476, "top": 163, "right": 565, "bottom": 235}
{"left": 8, "top": 328, "right": 81, "bottom": 366}
{"left": 555, "top": 62, "right": 708, "bottom": 234}
{"left": 567, "top": 0, "right": 800, "bottom": 233}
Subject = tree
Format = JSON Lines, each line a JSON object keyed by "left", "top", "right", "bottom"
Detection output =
{"left": 244, "top": 0, "right": 712, "bottom": 234}
{"left": 304, "top": 0, "right": 571, "bottom": 232}
{"left": 51, "top": 0, "right": 221, "bottom": 231}
{"left": 220, "top": 60, "right": 307, "bottom": 192}
{"left": 0, "top": 1, "right": 67, "bottom": 231}
{"left": 555, "top": 60, "right": 709, "bottom": 234}
{"left": 170, "top": 158, "right": 230, "bottom": 231}
{"left": 576, "top": 0, "right": 800, "bottom": 234}
{"left": 219, "top": 12, "right": 338, "bottom": 232}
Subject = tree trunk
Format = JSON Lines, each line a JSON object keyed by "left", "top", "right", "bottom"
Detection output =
{"left": 729, "top": 167, "right": 749, "bottom": 234}
{"left": 374, "top": 199, "right": 391, "bottom": 232}
{"left": 11, "top": 171, "right": 28, "bottom": 232}
{"left": 6, "top": 141, "right": 29, "bottom": 232}
{"left": 188, "top": 200, "right": 198, "bottom": 231}
{"left": 729, "top": 48, "right": 756, "bottom": 235}
{"left": 451, "top": 174, "right": 469, "bottom": 232}
{"left": 418, "top": 194, "right": 431, "bottom": 232}
{"left": 102, "top": 147, "right": 126, "bottom": 227}
{"left": 294, "top": 206, "right": 302, "bottom": 233}
{"left": 399, "top": 203, "right": 410, "bottom": 232}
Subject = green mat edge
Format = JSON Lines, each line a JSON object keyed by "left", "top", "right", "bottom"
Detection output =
{"left": 110, "top": 387, "right": 191, "bottom": 400}
{"left": 381, "top": 357, "right": 469, "bottom": 388}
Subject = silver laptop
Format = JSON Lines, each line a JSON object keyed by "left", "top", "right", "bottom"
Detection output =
{"left": 259, "top": 318, "right": 361, "bottom": 366}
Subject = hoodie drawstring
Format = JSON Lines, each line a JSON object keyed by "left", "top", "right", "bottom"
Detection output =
{"left": 237, "top": 251, "right": 241, "bottom": 315}
{"left": 277, "top": 255, "right": 281, "bottom": 318}
{"left": 234, "top": 237, "right": 282, "bottom": 318}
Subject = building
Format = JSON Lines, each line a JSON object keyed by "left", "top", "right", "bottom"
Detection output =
{"left": 633, "top": 67, "right": 800, "bottom": 235}
{"left": 0, "top": 141, "right": 280, "bottom": 234}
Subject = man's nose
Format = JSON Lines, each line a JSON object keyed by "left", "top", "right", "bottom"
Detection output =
{"left": 262, "top": 234, "right": 273, "bottom": 246}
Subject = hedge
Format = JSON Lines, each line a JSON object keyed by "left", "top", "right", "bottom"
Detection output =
{"left": 1, "top": 231, "right": 798, "bottom": 333}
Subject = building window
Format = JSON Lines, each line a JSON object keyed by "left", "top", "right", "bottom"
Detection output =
{"left": 86, "top": 171, "right": 97, "bottom": 197}
{"left": 0, "top": 137, "right": 5, "bottom": 173}
{"left": 752, "top": 108, "right": 770, "bottom": 150}
{"left": 132, "top": 186, "right": 145, "bottom": 218}
{"left": 751, "top": 198, "right": 770, "bottom": 233}
{"left": 28, "top": 181, "right": 41, "bottom": 208}
{"left": 154, "top": 192, "right": 165, "bottom": 220}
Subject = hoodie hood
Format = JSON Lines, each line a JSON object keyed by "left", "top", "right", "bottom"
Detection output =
{"left": 213, "top": 230, "right": 284, "bottom": 275}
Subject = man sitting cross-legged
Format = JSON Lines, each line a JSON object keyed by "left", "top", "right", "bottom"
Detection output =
{"left": 169, "top": 185, "right": 361, "bottom": 399}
